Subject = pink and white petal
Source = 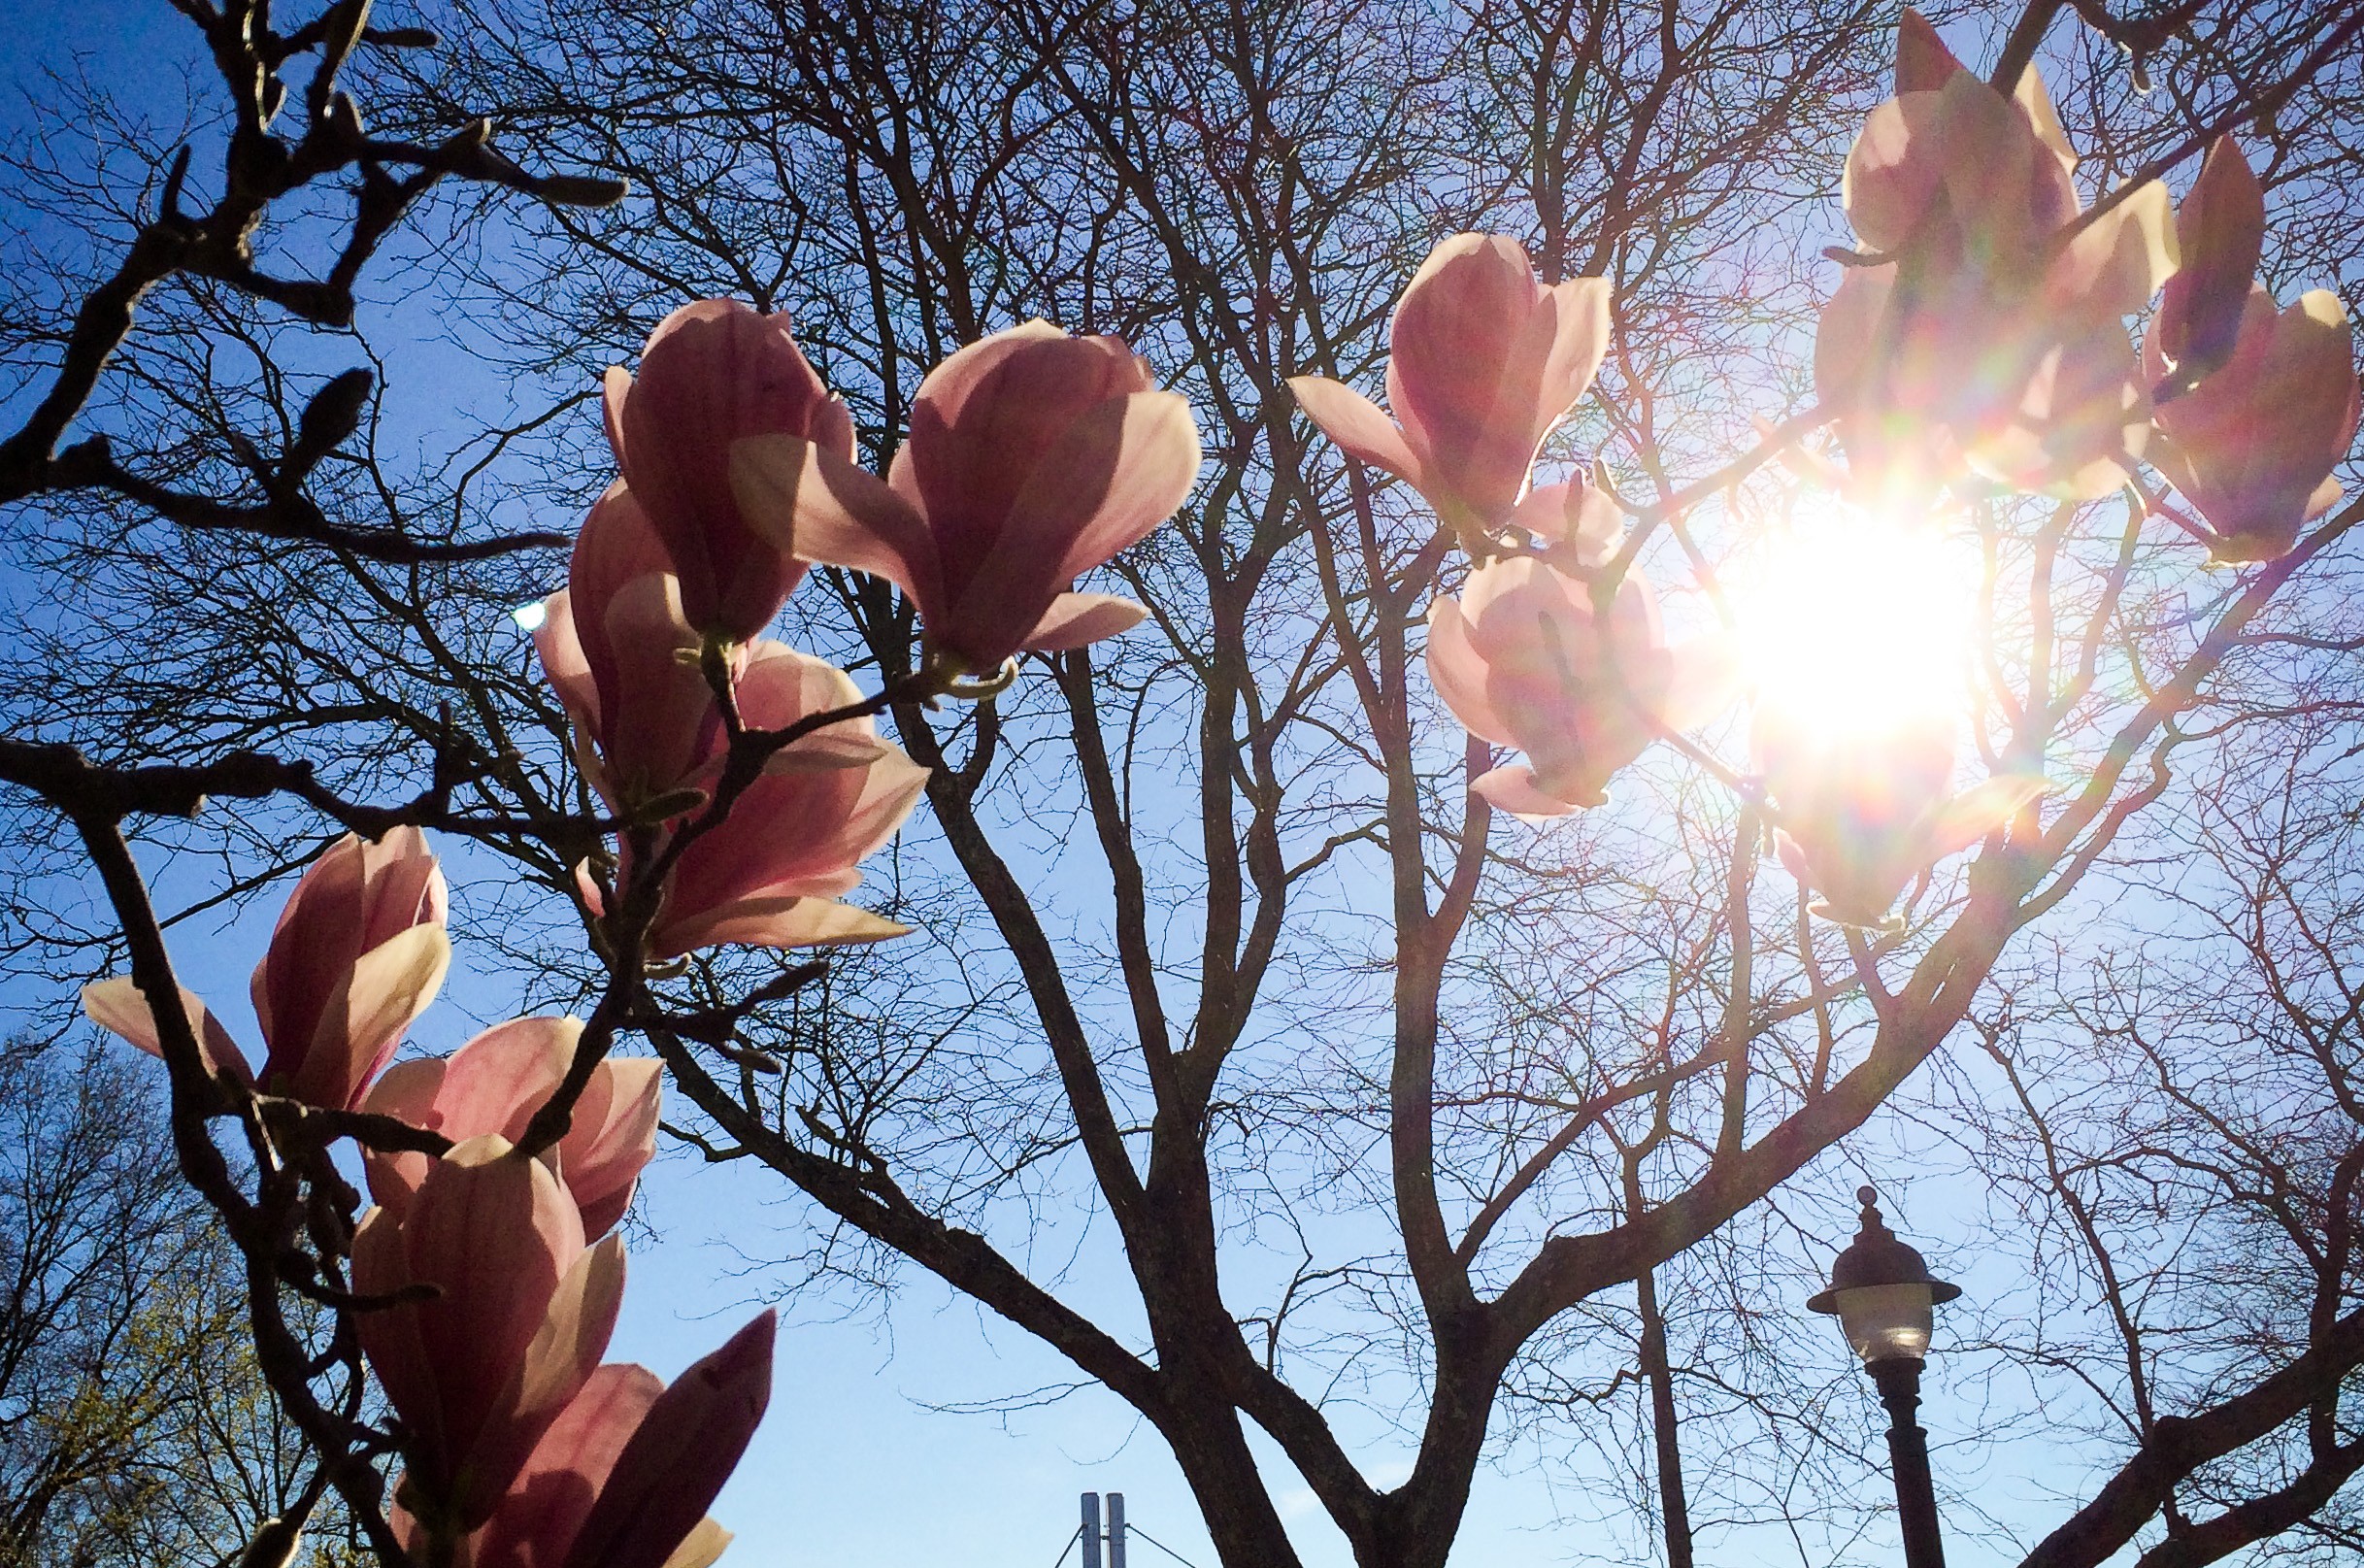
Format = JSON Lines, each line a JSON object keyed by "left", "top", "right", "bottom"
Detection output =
{"left": 2048, "top": 181, "right": 2177, "bottom": 319}
{"left": 1841, "top": 96, "right": 1944, "bottom": 252}
{"left": 761, "top": 730, "right": 893, "bottom": 774}
{"left": 470, "top": 1363, "right": 662, "bottom": 1568}
{"left": 81, "top": 977, "right": 251, "bottom": 1084}
{"left": 413, "top": 1138, "right": 584, "bottom": 1433}
{"left": 1925, "top": 774, "right": 2047, "bottom": 859}
{"left": 1286, "top": 376, "right": 1423, "bottom": 482}
{"left": 732, "top": 641, "right": 868, "bottom": 733}
{"left": 301, "top": 924, "right": 453, "bottom": 1109}
{"left": 1537, "top": 277, "right": 1613, "bottom": 418}
{"left": 1040, "top": 389, "right": 1204, "bottom": 583}
{"left": 358, "top": 1054, "right": 453, "bottom": 1218}
{"left": 730, "top": 434, "right": 944, "bottom": 615}
{"left": 657, "top": 1519, "right": 733, "bottom": 1568}
{"left": 1896, "top": 10, "right": 1965, "bottom": 93}
{"left": 534, "top": 589, "right": 601, "bottom": 729}
{"left": 463, "top": 1232, "right": 627, "bottom": 1528}
{"left": 1470, "top": 764, "right": 1582, "bottom": 821}
{"left": 832, "top": 748, "right": 933, "bottom": 859}
{"left": 905, "top": 320, "right": 1071, "bottom": 430}
{"left": 655, "top": 897, "right": 911, "bottom": 958}
{"left": 601, "top": 366, "right": 633, "bottom": 465}
{"left": 561, "top": 1059, "right": 662, "bottom": 1240}
{"left": 2013, "top": 63, "right": 2078, "bottom": 176}
{"left": 1022, "top": 592, "right": 1149, "bottom": 651}
{"left": 939, "top": 390, "right": 1199, "bottom": 663}
{"left": 1813, "top": 267, "right": 1895, "bottom": 413}
{"left": 1424, "top": 598, "right": 1515, "bottom": 744}
{"left": 351, "top": 1207, "right": 442, "bottom": 1460}
{"left": 561, "top": 1313, "right": 774, "bottom": 1568}
{"left": 439, "top": 1018, "right": 581, "bottom": 1137}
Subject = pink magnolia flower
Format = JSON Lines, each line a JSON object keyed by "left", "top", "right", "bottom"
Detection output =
{"left": 1814, "top": 32, "right": 2178, "bottom": 502}
{"left": 2145, "top": 286, "right": 2359, "bottom": 563}
{"left": 1755, "top": 709, "right": 2041, "bottom": 927}
{"left": 576, "top": 642, "right": 928, "bottom": 958}
{"left": 1511, "top": 478, "right": 1622, "bottom": 573}
{"left": 2150, "top": 139, "right": 2266, "bottom": 389}
{"left": 362, "top": 1017, "right": 661, "bottom": 1239}
{"left": 535, "top": 484, "right": 735, "bottom": 815}
{"left": 1426, "top": 556, "right": 1733, "bottom": 817}
{"left": 83, "top": 829, "right": 449, "bottom": 1111}
{"left": 1288, "top": 233, "right": 1611, "bottom": 539}
{"left": 732, "top": 320, "right": 1202, "bottom": 680}
{"left": 2141, "top": 142, "right": 2359, "bottom": 563}
{"left": 555, "top": 1313, "right": 774, "bottom": 1568}
{"left": 606, "top": 299, "right": 855, "bottom": 642}
{"left": 404, "top": 1313, "right": 774, "bottom": 1568}
{"left": 353, "top": 1135, "right": 625, "bottom": 1529}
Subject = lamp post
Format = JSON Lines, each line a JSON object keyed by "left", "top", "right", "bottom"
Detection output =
{"left": 1807, "top": 1184, "right": 1961, "bottom": 1568}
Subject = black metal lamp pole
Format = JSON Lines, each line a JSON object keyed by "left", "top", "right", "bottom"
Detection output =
{"left": 1807, "top": 1185, "right": 1961, "bottom": 1568}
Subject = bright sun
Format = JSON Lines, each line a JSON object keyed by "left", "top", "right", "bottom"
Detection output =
{"left": 1726, "top": 503, "right": 1981, "bottom": 739}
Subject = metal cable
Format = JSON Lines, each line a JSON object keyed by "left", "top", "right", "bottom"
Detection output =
{"left": 1125, "top": 1524, "right": 1208, "bottom": 1568}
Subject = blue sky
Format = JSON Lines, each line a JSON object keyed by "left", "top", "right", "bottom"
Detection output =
{"left": 0, "top": 3, "right": 2148, "bottom": 1565}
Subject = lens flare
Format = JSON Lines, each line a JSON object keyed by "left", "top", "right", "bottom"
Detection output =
{"left": 1727, "top": 506, "right": 1979, "bottom": 740}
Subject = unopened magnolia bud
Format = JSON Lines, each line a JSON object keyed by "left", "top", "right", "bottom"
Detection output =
{"left": 290, "top": 368, "right": 374, "bottom": 475}
{"left": 536, "top": 173, "right": 631, "bottom": 209}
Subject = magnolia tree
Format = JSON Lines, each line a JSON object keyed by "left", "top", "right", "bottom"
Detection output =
{"left": 4, "top": 0, "right": 2364, "bottom": 1566}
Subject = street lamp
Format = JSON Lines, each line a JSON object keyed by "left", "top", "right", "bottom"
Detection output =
{"left": 1808, "top": 1184, "right": 1961, "bottom": 1568}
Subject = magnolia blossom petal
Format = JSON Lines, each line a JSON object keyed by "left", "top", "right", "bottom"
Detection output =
{"left": 596, "top": 574, "right": 720, "bottom": 809}
{"left": 893, "top": 323, "right": 1153, "bottom": 581}
{"left": 1511, "top": 480, "right": 1621, "bottom": 567}
{"left": 1661, "top": 634, "right": 1743, "bottom": 732}
{"left": 652, "top": 896, "right": 912, "bottom": 959}
{"left": 657, "top": 1519, "right": 733, "bottom": 1568}
{"left": 1386, "top": 234, "right": 1539, "bottom": 470}
{"left": 609, "top": 301, "right": 850, "bottom": 640}
{"left": 560, "top": 1312, "right": 775, "bottom": 1568}
{"left": 1471, "top": 763, "right": 1583, "bottom": 819}
{"left": 250, "top": 829, "right": 446, "bottom": 1110}
{"left": 1537, "top": 279, "right": 1614, "bottom": 425}
{"left": 1384, "top": 236, "right": 1609, "bottom": 525}
{"left": 1894, "top": 9, "right": 1963, "bottom": 93}
{"left": 2048, "top": 181, "right": 2178, "bottom": 321}
{"left": 1023, "top": 592, "right": 1150, "bottom": 652}
{"left": 1424, "top": 597, "right": 1514, "bottom": 744}
{"left": 536, "top": 587, "right": 599, "bottom": 732}
{"left": 933, "top": 390, "right": 1198, "bottom": 666}
{"left": 2154, "top": 287, "right": 2359, "bottom": 560}
{"left": 360, "top": 1017, "right": 580, "bottom": 1220}
{"left": 1843, "top": 96, "right": 1945, "bottom": 253}
{"left": 292, "top": 923, "right": 452, "bottom": 1111}
{"left": 1287, "top": 376, "right": 1423, "bottom": 482}
{"left": 730, "top": 433, "right": 947, "bottom": 616}
{"left": 461, "top": 1233, "right": 627, "bottom": 1529}
{"left": 470, "top": 1363, "right": 663, "bottom": 1568}
{"left": 82, "top": 977, "right": 252, "bottom": 1084}
{"left": 1927, "top": 774, "right": 2047, "bottom": 857}
{"left": 559, "top": 1060, "right": 662, "bottom": 1239}
{"left": 2156, "top": 139, "right": 2265, "bottom": 379}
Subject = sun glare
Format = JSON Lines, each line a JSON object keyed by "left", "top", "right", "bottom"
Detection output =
{"left": 1728, "top": 504, "right": 1980, "bottom": 740}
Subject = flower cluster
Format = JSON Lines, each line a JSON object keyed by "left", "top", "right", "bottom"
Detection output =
{"left": 1292, "top": 233, "right": 1734, "bottom": 820}
{"left": 85, "top": 299, "right": 1209, "bottom": 1562}
{"left": 549, "top": 300, "right": 1202, "bottom": 958}
{"left": 83, "top": 835, "right": 753, "bottom": 1564}
{"left": 1291, "top": 12, "right": 2358, "bottom": 929}
{"left": 1817, "top": 12, "right": 2356, "bottom": 552}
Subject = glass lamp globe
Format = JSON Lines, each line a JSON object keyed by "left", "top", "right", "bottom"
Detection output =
{"left": 1807, "top": 1186, "right": 1960, "bottom": 1365}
